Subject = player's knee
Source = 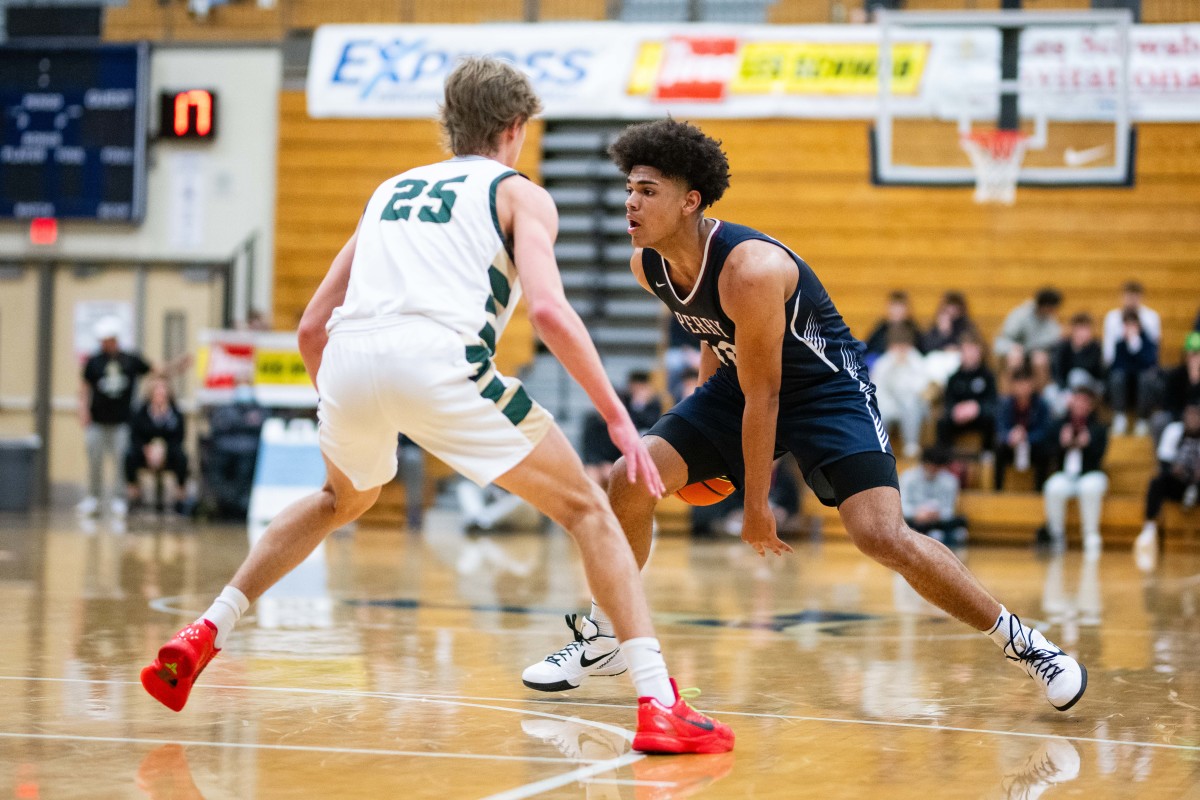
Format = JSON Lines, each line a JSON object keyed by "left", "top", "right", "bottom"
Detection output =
{"left": 607, "top": 457, "right": 655, "bottom": 510}
{"left": 560, "top": 480, "right": 612, "bottom": 533}
{"left": 329, "top": 484, "right": 378, "bottom": 522}
{"left": 848, "top": 521, "right": 913, "bottom": 569}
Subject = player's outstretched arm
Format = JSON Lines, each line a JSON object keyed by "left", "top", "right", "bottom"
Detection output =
{"left": 502, "top": 177, "right": 664, "bottom": 497}
{"left": 298, "top": 228, "right": 358, "bottom": 387}
{"left": 722, "top": 241, "right": 795, "bottom": 557}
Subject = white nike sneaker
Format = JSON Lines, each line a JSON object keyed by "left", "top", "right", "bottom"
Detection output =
{"left": 522, "top": 614, "right": 627, "bottom": 692}
{"left": 998, "top": 614, "right": 1088, "bottom": 711}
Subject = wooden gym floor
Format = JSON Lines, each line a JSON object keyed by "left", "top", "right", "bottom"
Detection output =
{"left": 1, "top": 509, "right": 1198, "bottom": 799}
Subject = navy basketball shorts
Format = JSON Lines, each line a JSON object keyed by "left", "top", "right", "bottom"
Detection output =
{"left": 648, "top": 370, "right": 899, "bottom": 508}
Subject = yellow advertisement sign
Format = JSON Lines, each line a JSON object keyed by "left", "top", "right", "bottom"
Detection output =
{"left": 254, "top": 349, "right": 310, "bottom": 386}
{"left": 628, "top": 40, "right": 928, "bottom": 97}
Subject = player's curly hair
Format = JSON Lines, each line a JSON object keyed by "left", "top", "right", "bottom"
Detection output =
{"left": 608, "top": 119, "right": 731, "bottom": 209}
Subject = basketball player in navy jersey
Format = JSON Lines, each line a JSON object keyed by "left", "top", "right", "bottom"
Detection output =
{"left": 524, "top": 118, "right": 1087, "bottom": 713}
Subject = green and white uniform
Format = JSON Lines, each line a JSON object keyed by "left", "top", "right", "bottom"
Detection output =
{"left": 320, "top": 155, "right": 551, "bottom": 490}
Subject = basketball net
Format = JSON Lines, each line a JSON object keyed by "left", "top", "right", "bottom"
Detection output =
{"left": 960, "top": 129, "right": 1030, "bottom": 206}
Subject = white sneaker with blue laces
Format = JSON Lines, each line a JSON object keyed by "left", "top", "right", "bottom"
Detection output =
{"left": 522, "top": 614, "right": 627, "bottom": 692}
{"left": 998, "top": 613, "right": 1088, "bottom": 711}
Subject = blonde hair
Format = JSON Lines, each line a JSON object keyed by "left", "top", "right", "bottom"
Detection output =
{"left": 439, "top": 57, "right": 542, "bottom": 156}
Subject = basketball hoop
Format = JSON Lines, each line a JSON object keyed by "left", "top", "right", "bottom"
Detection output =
{"left": 960, "top": 129, "right": 1029, "bottom": 206}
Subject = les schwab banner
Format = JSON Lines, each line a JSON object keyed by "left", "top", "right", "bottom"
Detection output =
{"left": 307, "top": 22, "right": 1200, "bottom": 122}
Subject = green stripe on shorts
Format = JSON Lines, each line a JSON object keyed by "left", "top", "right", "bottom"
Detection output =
{"left": 501, "top": 385, "right": 533, "bottom": 426}
{"left": 480, "top": 376, "right": 506, "bottom": 403}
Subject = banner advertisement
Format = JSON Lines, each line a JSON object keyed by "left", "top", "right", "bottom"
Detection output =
{"left": 196, "top": 330, "right": 317, "bottom": 408}
{"left": 307, "top": 22, "right": 1200, "bottom": 122}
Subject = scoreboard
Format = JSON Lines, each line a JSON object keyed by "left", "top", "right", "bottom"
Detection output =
{"left": 0, "top": 43, "right": 148, "bottom": 222}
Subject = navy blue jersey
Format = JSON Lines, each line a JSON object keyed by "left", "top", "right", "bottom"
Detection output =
{"left": 641, "top": 220, "right": 868, "bottom": 393}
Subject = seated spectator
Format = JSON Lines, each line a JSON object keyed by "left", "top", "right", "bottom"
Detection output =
{"left": 201, "top": 379, "right": 266, "bottom": 519}
{"left": 1133, "top": 403, "right": 1200, "bottom": 570}
{"left": 664, "top": 316, "right": 701, "bottom": 403}
{"left": 1047, "top": 312, "right": 1105, "bottom": 416}
{"left": 873, "top": 324, "right": 932, "bottom": 458}
{"left": 1108, "top": 310, "right": 1160, "bottom": 436}
{"left": 900, "top": 446, "right": 968, "bottom": 546}
{"left": 677, "top": 367, "right": 701, "bottom": 401}
{"left": 1103, "top": 280, "right": 1161, "bottom": 368}
{"left": 922, "top": 290, "right": 977, "bottom": 354}
{"left": 1152, "top": 331, "right": 1200, "bottom": 443}
{"left": 936, "top": 331, "right": 997, "bottom": 453}
{"left": 994, "top": 287, "right": 1063, "bottom": 380}
{"left": 995, "top": 367, "right": 1054, "bottom": 491}
{"left": 864, "top": 290, "right": 924, "bottom": 367}
{"left": 1040, "top": 386, "right": 1109, "bottom": 555}
{"left": 581, "top": 370, "right": 662, "bottom": 485}
{"left": 125, "top": 376, "right": 189, "bottom": 513}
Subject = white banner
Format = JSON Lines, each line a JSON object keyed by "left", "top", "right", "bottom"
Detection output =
{"left": 307, "top": 22, "right": 1200, "bottom": 122}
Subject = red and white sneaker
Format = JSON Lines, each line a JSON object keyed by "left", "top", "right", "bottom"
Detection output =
{"left": 140, "top": 620, "right": 219, "bottom": 712}
{"left": 632, "top": 679, "right": 734, "bottom": 755}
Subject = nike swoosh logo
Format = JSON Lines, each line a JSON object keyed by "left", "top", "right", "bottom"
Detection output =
{"left": 678, "top": 714, "right": 715, "bottom": 731}
{"left": 655, "top": 282, "right": 667, "bottom": 288}
{"left": 579, "top": 650, "right": 616, "bottom": 668}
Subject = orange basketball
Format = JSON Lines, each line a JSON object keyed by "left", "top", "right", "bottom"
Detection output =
{"left": 674, "top": 477, "right": 736, "bottom": 506}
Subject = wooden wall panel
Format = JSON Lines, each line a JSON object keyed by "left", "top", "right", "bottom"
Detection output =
{"left": 105, "top": 0, "right": 284, "bottom": 42}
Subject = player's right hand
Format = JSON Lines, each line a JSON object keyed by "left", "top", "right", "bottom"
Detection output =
{"left": 607, "top": 416, "right": 665, "bottom": 498}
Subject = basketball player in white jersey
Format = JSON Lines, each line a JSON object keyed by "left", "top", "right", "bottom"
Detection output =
{"left": 140, "top": 58, "right": 732, "bottom": 754}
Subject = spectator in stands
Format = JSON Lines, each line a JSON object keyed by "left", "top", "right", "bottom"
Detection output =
{"left": 1040, "top": 386, "right": 1109, "bottom": 556}
{"left": 994, "top": 287, "right": 1063, "bottom": 379}
{"left": 1047, "top": 312, "right": 1105, "bottom": 417}
{"left": 864, "top": 290, "right": 924, "bottom": 367}
{"left": 77, "top": 317, "right": 159, "bottom": 518}
{"left": 1153, "top": 332, "right": 1200, "bottom": 442}
{"left": 677, "top": 367, "right": 701, "bottom": 401}
{"left": 994, "top": 366, "right": 1054, "bottom": 491}
{"left": 900, "top": 446, "right": 968, "bottom": 546}
{"left": 1108, "top": 310, "right": 1160, "bottom": 436}
{"left": 873, "top": 324, "right": 932, "bottom": 458}
{"left": 922, "top": 290, "right": 976, "bottom": 354}
{"left": 664, "top": 316, "right": 701, "bottom": 402}
{"left": 1133, "top": 403, "right": 1200, "bottom": 571}
{"left": 936, "top": 331, "right": 998, "bottom": 453}
{"left": 125, "top": 376, "right": 190, "bottom": 514}
{"left": 1103, "top": 280, "right": 1161, "bottom": 369}
{"left": 581, "top": 370, "right": 662, "bottom": 484}
{"left": 201, "top": 379, "right": 265, "bottom": 519}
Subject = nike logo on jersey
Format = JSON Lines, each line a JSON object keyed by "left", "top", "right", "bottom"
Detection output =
{"left": 655, "top": 282, "right": 667, "bottom": 288}
{"left": 579, "top": 649, "right": 617, "bottom": 668}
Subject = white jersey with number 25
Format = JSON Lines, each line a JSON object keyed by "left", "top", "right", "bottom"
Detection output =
{"left": 328, "top": 155, "right": 522, "bottom": 356}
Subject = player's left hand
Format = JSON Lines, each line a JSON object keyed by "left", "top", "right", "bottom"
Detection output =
{"left": 741, "top": 503, "right": 793, "bottom": 557}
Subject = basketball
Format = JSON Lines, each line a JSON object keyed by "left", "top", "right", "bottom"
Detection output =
{"left": 674, "top": 477, "right": 736, "bottom": 506}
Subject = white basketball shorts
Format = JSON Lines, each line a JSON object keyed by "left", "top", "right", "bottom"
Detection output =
{"left": 316, "top": 318, "right": 553, "bottom": 491}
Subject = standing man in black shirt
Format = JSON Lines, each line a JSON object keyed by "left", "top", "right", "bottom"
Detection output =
{"left": 78, "top": 317, "right": 187, "bottom": 517}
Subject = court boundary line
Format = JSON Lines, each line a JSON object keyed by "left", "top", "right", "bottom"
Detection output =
{"left": 5, "top": 675, "right": 1197, "bottom": 753}
{"left": 0, "top": 731, "right": 584, "bottom": 765}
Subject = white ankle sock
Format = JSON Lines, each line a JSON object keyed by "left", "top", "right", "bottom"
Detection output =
{"left": 622, "top": 637, "right": 674, "bottom": 706}
{"left": 1139, "top": 521, "right": 1158, "bottom": 539}
{"left": 199, "top": 586, "right": 250, "bottom": 649}
{"left": 986, "top": 605, "right": 1026, "bottom": 650}
{"left": 589, "top": 600, "right": 615, "bottom": 638}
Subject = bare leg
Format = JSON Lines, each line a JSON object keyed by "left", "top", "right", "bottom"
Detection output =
{"left": 840, "top": 486, "right": 1001, "bottom": 630}
{"left": 607, "top": 435, "right": 690, "bottom": 569}
{"left": 495, "top": 426, "right": 660, "bottom": 642}
{"left": 229, "top": 454, "right": 379, "bottom": 603}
